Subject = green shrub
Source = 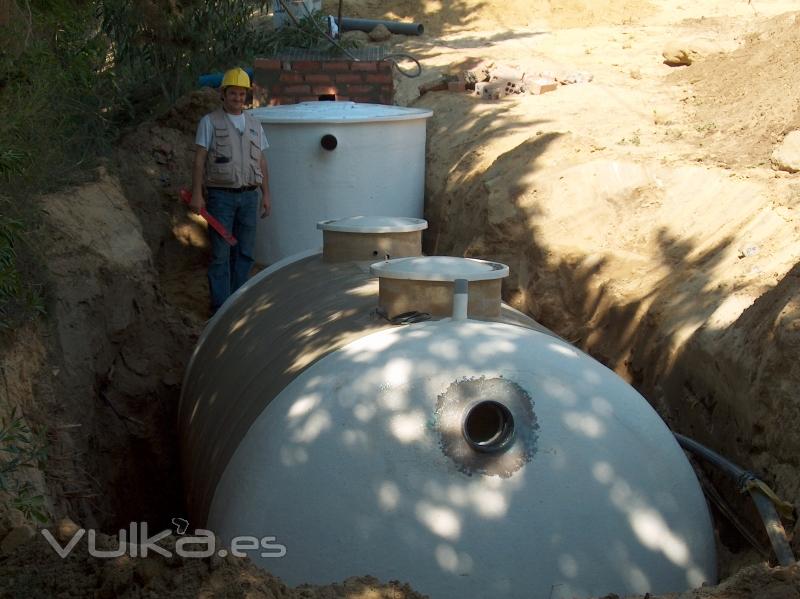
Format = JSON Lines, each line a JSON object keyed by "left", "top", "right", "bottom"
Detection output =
{"left": 0, "top": 210, "right": 44, "bottom": 331}
{"left": 0, "top": 0, "right": 114, "bottom": 193}
{"left": 0, "top": 0, "right": 312, "bottom": 331}
{"left": 0, "top": 407, "right": 49, "bottom": 524}
{"left": 261, "top": 11, "right": 360, "bottom": 55}
{"left": 100, "top": 0, "right": 274, "bottom": 107}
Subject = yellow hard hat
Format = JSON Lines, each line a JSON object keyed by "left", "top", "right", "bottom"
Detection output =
{"left": 221, "top": 67, "right": 251, "bottom": 90}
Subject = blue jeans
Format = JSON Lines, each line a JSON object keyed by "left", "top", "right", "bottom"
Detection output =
{"left": 206, "top": 187, "right": 260, "bottom": 312}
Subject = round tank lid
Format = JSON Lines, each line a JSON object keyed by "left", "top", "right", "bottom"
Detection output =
{"left": 370, "top": 256, "right": 509, "bottom": 281}
{"left": 317, "top": 216, "right": 428, "bottom": 233}
{"left": 250, "top": 102, "right": 433, "bottom": 124}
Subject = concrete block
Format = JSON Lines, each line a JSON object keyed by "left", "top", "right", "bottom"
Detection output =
{"left": 529, "top": 79, "right": 558, "bottom": 95}
{"left": 476, "top": 81, "right": 508, "bottom": 100}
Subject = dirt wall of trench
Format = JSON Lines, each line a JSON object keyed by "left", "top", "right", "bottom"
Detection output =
{"left": 418, "top": 87, "right": 800, "bottom": 566}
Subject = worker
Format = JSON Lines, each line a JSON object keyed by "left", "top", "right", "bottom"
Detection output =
{"left": 190, "top": 67, "right": 271, "bottom": 315}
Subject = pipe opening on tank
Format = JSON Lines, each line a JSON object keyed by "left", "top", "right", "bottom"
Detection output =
{"left": 462, "top": 400, "right": 515, "bottom": 453}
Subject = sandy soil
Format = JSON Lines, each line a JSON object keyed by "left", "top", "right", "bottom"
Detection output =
{"left": 2, "top": 0, "right": 800, "bottom": 597}
{"left": 0, "top": 527, "right": 424, "bottom": 599}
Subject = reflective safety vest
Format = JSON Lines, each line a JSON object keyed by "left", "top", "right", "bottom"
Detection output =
{"left": 204, "top": 109, "right": 263, "bottom": 189}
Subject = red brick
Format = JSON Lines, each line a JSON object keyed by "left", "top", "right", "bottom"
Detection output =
{"left": 293, "top": 61, "right": 321, "bottom": 71}
{"left": 378, "top": 60, "right": 393, "bottom": 72}
{"left": 379, "top": 93, "right": 394, "bottom": 105}
{"left": 365, "top": 73, "right": 393, "bottom": 84}
{"left": 312, "top": 85, "right": 338, "bottom": 96}
{"left": 268, "top": 98, "right": 282, "bottom": 106}
{"left": 298, "top": 96, "right": 319, "bottom": 103}
{"left": 254, "top": 69, "right": 281, "bottom": 88}
{"left": 351, "top": 94, "right": 380, "bottom": 104}
{"left": 304, "top": 74, "right": 333, "bottom": 84}
{"left": 254, "top": 58, "right": 281, "bottom": 70}
{"left": 335, "top": 96, "right": 350, "bottom": 101}
{"left": 321, "top": 61, "right": 352, "bottom": 71}
{"left": 279, "top": 72, "right": 304, "bottom": 83}
{"left": 351, "top": 61, "right": 378, "bottom": 72}
{"left": 284, "top": 84, "right": 312, "bottom": 94}
{"left": 346, "top": 84, "right": 377, "bottom": 94}
{"left": 380, "top": 85, "right": 393, "bottom": 94}
{"left": 335, "top": 73, "right": 363, "bottom": 84}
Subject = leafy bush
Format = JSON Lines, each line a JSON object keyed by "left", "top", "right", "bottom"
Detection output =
{"left": 0, "top": 0, "right": 115, "bottom": 192}
{"left": 0, "top": 408, "right": 49, "bottom": 524}
{"left": 261, "top": 11, "right": 360, "bottom": 55}
{"left": 0, "top": 210, "right": 44, "bottom": 331}
{"left": 100, "top": 0, "right": 274, "bottom": 106}
{"left": 0, "top": 0, "right": 280, "bottom": 330}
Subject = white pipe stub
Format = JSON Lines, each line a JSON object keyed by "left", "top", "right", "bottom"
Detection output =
{"left": 452, "top": 278, "right": 469, "bottom": 320}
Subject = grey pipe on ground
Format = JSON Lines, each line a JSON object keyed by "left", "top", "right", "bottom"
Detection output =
{"left": 336, "top": 17, "right": 424, "bottom": 36}
{"left": 674, "top": 432, "right": 796, "bottom": 566}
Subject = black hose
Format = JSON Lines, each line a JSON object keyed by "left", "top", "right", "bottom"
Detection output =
{"left": 675, "top": 433, "right": 750, "bottom": 482}
{"left": 382, "top": 53, "right": 422, "bottom": 78}
{"left": 674, "top": 432, "right": 796, "bottom": 566}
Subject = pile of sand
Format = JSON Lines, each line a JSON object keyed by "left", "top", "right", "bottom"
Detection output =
{"left": 672, "top": 11, "right": 800, "bottom": 167}
{"left": 322, "top": 0, "right": 655, "bottom": 33}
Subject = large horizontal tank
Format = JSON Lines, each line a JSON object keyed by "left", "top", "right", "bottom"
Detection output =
{"left": 179, "top": 218, "right": 716, "bottom": 599}
{"left": 250, "top": 102, "right": 433, "bottom": 265}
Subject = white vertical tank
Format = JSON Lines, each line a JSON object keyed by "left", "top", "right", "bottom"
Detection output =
{"left": 250, "top": 102, "right": 433, "bottom": 264}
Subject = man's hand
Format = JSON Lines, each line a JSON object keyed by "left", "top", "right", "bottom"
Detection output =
{"left": 189, "top": 187, "right": 205, "bottom": 214}
{"left": 260, "top": 187, "right": 271, "bottom": 219}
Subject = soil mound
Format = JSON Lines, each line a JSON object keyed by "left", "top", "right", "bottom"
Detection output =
{"left": 673, "top": 12, "right": 800, "bottom": 167}
{"left": 322, "top": 0, "right": 655, "bottom": 33}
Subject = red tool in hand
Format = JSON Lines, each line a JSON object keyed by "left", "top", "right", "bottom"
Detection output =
{"left": 180, "top": 189, "right": 237, "bottom": 246}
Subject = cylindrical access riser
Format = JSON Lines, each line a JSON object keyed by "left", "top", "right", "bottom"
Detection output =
{"left": 322, "top": 231, "right": 421, "bottom": 263}
{"left": 371, "top": 256, "right": 509, "bottom": 319}
{"left": 378, "top": 278, "right": 503, "bottom": 318}
{"left": 317, "top": 216, "right": 427, "bottom": 263}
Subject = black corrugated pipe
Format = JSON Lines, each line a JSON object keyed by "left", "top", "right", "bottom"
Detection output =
{"left": 336, "top": 17, "right": 424, "bottom": 36}
{"left": 674, "top": 432, "right": 796, "bottom": 566}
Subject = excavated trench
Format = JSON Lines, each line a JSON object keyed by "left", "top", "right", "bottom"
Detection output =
{"left": 26, "top": 156, "right": 788, "bottom": 585}
{"left": 1, "top": 85, "right": 798, "bottom": 597}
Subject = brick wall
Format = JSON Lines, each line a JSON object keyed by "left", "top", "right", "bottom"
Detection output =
{"left": 253, "top": 58, "right": 394, "bottom": 106}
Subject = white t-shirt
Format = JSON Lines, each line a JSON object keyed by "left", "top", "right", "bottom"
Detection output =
{"left": 195, "top": 112, "right": 269, "bottom": 151}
